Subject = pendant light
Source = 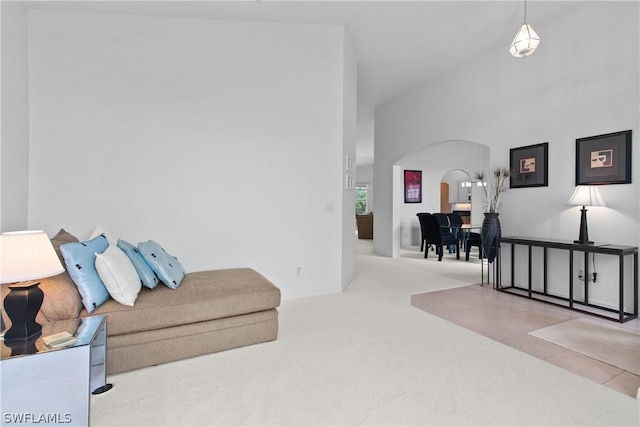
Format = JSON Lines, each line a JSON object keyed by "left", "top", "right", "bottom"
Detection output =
{"left": 509, "top": 0, "right": 540, "bottom": 58}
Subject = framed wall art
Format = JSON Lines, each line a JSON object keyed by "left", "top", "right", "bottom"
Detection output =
{"left": 404, "top": 170, "right": 422, "bottom": 203}
{"left": 509, "top": 142, "right": 548, "bottom": 188}
{"left": 576, "top": 130, "right": 632, "bottom": 185}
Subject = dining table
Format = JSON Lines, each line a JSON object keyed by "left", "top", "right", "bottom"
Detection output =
{"left": 443, "top": 224, "right": 483, "bottom": 249}
{"left": 441, "top": 223, "right": 490, "bottom": 283}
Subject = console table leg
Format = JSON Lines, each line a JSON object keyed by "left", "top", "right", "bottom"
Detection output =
{"left": 569, "top": 250, "right": 574, "bottom": 309}
{"left": 619, "top": 255, "right": 624, "bottom": 322}
{"left": 527, "top": 245, "right": 532, "bottom": 297}
{"left": 635, "top": 253, "right": 638, "bottom": 317}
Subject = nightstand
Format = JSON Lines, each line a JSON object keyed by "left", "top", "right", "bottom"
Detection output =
{"left": 0, "top": 315, "right": 112, "bottom": 426}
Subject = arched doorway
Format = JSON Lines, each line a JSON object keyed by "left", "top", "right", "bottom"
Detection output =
{"left": 440, "top": 167, "right": 487, "bottom": 227}
{"left": 440, "top": 168, "right": 472, "bottom": 210}
{"left": 394, "top": 140, "right": 489, "bottom": 250}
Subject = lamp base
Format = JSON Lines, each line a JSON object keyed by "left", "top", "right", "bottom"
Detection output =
{"left": 574, "top": 239, "right": 594, "bottom": 245}
{"left": 3, "top": 281, "right": 44, "bottom": 343}
{"left": 575, "top": 206, "right": 594, "bottom": 246}
{"left": 5, "top": 335, "right": 39, "bottom": 356}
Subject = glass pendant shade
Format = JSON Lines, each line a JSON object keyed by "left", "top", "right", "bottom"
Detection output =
{"left": 510, "top": 23, "right": 540, "bottom": 57}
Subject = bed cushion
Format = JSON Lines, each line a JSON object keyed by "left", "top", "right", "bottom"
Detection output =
{"left": 86, "top": 268, "right": 281, "bottom": 336}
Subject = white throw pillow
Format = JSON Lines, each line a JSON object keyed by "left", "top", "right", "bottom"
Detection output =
{"left": 88, "top": 224, "right": 116, "bottom": 246}
{"left": 95, "top": 245, "right": 141, "bottom": 306}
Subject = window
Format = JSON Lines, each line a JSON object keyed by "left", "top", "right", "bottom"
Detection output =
{"left": 355, "top": 185, "right": 368, "bottom": 215}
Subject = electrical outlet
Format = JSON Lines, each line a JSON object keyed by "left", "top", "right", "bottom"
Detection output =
{"left": 577, "top": 270, "right": 597, "bottom": 283}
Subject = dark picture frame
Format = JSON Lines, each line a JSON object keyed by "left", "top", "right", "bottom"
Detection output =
{"left": 404, "top": 170, "right": 422, "bottom": 203}
{"left": 509, "top": 142, "right": 549, "bottom": 188}
{"left": 576, "top": 130, "right": 632, "bottom": 185}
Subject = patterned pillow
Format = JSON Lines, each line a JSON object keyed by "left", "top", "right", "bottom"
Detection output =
{"left": 117, "top": 239, "right": 159, "bottom": 289}
{"left": 138, "top": 240, "right": 185, "bottom": 290}
{"left": 60, "top": 234, "right": 110, "bottom": 313}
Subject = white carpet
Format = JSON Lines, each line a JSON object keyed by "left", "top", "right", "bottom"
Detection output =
{"left": 90, "top": 241, "right": 639, "bottom": 426}
{"left": 529, "top": 317, "right": 640, "bottom": 376}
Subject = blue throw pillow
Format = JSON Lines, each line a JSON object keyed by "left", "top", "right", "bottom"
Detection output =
{"left": 138, "top": 240, "right": 185, "bottom": 290}
{"left": 60, "top": 234, "right": 110, "bottom": 313}
{"left": 117, "top": 239, "right": 159, "bottom": 289}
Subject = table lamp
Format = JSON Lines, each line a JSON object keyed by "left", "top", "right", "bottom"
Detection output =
{"left": 1, "top": 230, "right": 64, "bottom": 343}
{"left": 566, "top": 186, "right": 606, "bottom": 245}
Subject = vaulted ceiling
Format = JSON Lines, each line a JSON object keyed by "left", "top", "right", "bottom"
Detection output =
{"left": 25, "top": 1, "right": 585, "bottom": 166}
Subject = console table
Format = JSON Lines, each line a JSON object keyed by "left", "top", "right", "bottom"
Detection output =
{"left": 497, "top": 236, "right": 638, "bottom": 323}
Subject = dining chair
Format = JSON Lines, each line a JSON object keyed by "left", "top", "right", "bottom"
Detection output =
{"left": 447, "top": 212, "right": 463, "bottom": 240}
{"left": 447, "top": 212, "right": 482, "bottom": 261}
{"left": 418, "top": 213, "right": 459, "bottom": 261}
{"left": 464, "top": 234, "right": 483, "bottom": 261}
{"left": 416, "top": 213, "right": 430, "bottom": 253}
{"left": 433, "top": 213, "right": 456, "bottom": 254}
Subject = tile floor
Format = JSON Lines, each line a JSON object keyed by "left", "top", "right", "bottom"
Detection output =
{"left": 411, "top": 283, "right": 640, "bottom": 398}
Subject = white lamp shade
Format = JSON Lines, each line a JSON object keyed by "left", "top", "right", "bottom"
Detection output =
{"left": 0, "top": 230, "right": 64, "bottom": 283}
{"left": 566, "top": 186, "right": 606, "bottom": 207}
{"left": 509, "top": 23, "right": 540, "bottom": 57}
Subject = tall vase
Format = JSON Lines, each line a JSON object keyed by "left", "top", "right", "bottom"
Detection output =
{"left": 481, "top": 212, "right": 501, "bottom": 264}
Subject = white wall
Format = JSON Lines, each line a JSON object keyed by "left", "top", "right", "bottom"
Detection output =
{"left": 374, "top": 2, "right": 639, "bottom": 309}
{"left": 0, "top": 2, "right": 29, "bottom": 232}
{"left": 356, "top": 165, "right": 373, "bottom": 187}
{"left": 26, "top": 10, "right": 354, "bottom": 299}
{"left": 341, "top": 34, "right": 357, "bottom": 289}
